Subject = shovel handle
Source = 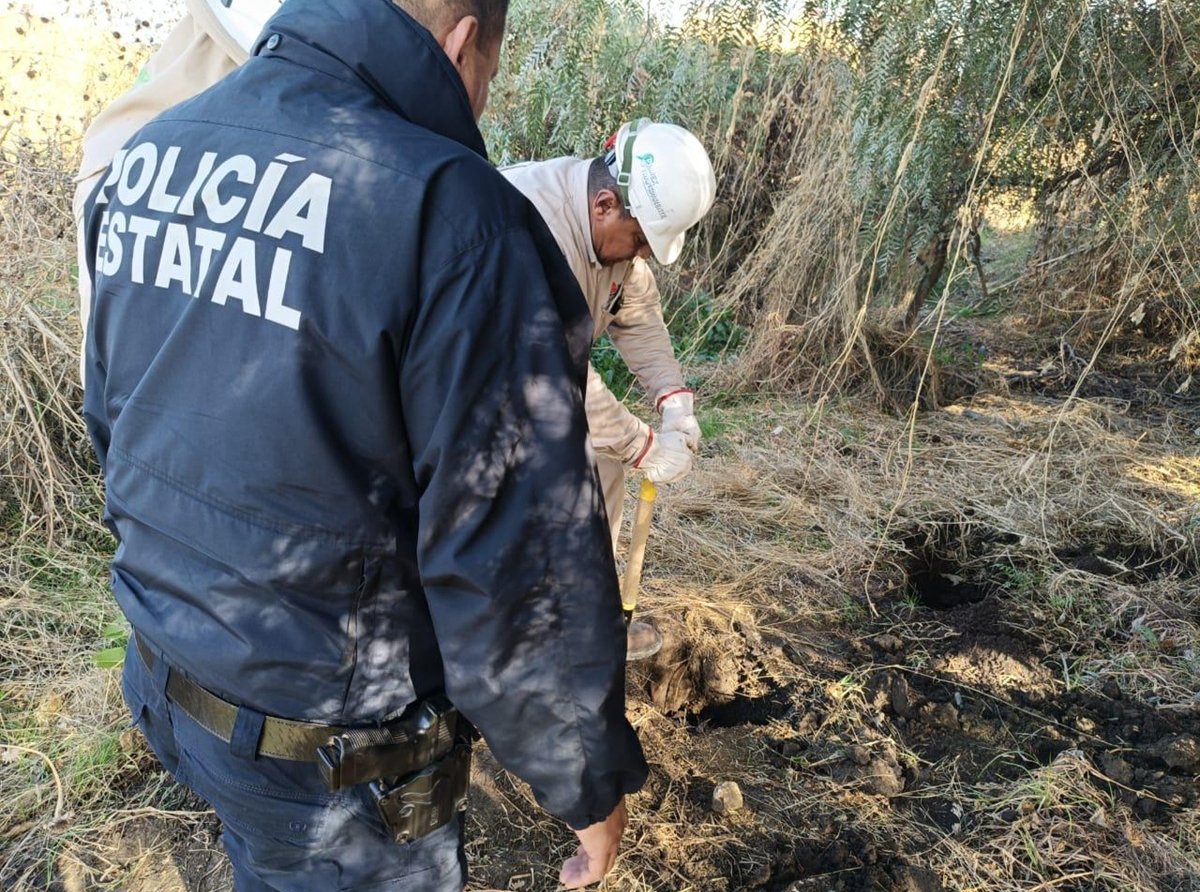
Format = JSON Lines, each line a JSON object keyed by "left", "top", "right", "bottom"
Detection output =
{"left": 621, "top": 478, "right": 658, "bottom": 617}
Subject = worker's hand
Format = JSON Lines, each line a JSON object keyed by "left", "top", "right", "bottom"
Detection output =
{"left": 633, "top": 430, "right": 692, "bottom": 484}
{"left": 658, "top": 389, "right": 700, "bottom": 453}
{"left": 560, "top": 798, "right": 628, "bottom": 889}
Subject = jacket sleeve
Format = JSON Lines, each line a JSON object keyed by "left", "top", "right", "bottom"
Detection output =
{"left": 607, "top": 259, "right": 686, "bottom": 406}
{"left": 585, "top": 363, "right": 651, "bottom": 466}
{"left": 400, "top": 225, "right": 648, "bottom": 831}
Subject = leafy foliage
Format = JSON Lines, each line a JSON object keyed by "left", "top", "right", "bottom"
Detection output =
{"left": 712, "top": 0, "right": 1199, "bottom": 400}
{"left": 592, "top": 288, "right": 746, "bottom": 403}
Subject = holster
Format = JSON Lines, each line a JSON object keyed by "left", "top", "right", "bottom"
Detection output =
{"left": 370, "top": 743, "right": 472, "bottom": 844}
{"left": 316, "top": 695, "right": 473, "bottom": 844}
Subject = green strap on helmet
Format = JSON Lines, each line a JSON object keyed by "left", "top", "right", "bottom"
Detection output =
{"left": 616, "top": 117, "right": 650, "bottom": 211}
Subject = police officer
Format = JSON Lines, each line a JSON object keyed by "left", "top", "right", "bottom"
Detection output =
{"left": 80, "top": 0, "right": 647, "bottom": 889}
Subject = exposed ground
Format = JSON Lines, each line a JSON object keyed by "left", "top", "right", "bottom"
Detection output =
{"left": 472, "top": 336, "right": 1200, "bottom": 891}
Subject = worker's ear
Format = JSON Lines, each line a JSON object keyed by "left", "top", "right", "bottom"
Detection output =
{"left": 592, "top": 188, "right": 623, "bottom": 220}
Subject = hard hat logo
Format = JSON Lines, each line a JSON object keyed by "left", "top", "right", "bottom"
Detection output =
{"left": 611, "top": 119, "right": 717, "bottom": 266}
{"left": 639, "top": 169, "right": 669, "bottom": 220}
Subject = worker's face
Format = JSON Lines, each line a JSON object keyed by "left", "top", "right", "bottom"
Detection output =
{"left": 440, "top": 16, "right": 503, "bottom": 121}
{"left": 589, "top": 189, "right": 652, "bottom": 266}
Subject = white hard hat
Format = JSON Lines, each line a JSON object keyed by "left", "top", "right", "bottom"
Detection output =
{"left": 606, "top": 119, "right": 716, "bottom": 265}
{"left": 204, "top": 0, "right": 284, "bottom": 56}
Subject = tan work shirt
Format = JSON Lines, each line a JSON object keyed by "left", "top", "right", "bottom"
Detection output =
{"left": 73, "top": 1, "right": 246, "bottom": 223}
{"left": 73, "top": 3, "right": 243, "bottom": 382}
{"left": 502, "top": 158, "right": 685, "bottom": 465}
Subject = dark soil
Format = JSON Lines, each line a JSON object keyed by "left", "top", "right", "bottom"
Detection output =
{"left": 706, "top": 829, "right": 947, "bottom": 892}
{"left": 93, "top": 522, "right": 1200, "bottom": 892}
{"left": 1053, "top": 541, "right": 1198, "bottom": 583}
{"left": 857, "top": 597, "right": 1200, "bottom": 818}
{"left": 595, "top": 570, "right": 1200, "bottom": 892}
{"left": 894, "top": 520, "right": 1015, "bottom": 610}
{"left": 95, "top": 566, "right": 1200, "bottom": 892}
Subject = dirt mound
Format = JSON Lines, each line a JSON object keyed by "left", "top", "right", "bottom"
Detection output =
{"left": 645, "top": 615, "right": 796, "bottom": 727}
{"left": 753, "top": 831, "right": 946, "bottom": 891}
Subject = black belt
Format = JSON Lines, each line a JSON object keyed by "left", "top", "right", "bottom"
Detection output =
{"left": 135, "top": 633, "right": 348, "bottom": 762}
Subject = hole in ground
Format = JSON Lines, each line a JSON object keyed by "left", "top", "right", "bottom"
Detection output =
{"left": 907, "top": 560, "right": 988, "bottom": 610}
{"left": 897, "top": 519, "right": 1001, "bottom": 610}
{"left": 687, "top": 688, "right": 793, "bottom": 728}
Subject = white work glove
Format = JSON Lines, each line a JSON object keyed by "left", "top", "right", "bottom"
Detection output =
{"left": 657, "top": 389, "right": 700, "bottom": 453}
{"left": 632, "top": 429, "right": 693, "bottom": 484}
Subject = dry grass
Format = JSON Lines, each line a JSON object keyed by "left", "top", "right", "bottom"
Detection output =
{"left": 334, "top": 382, "right": 1200, "bottom": 891}
{"left": 5, "top": 139, "right": 1199, "bottom": 892}
{"left": 589, "top": 388, "right": 1200, "bottom": 891}
{"left": 0, "top": 8, "right": 147, "bottom": 541}
{"left": 651, "top": 389, "right": 1200, "bottom": 710}
{"left": 0, "top": 132, "right": 100, "bottom": 542}
{"left": 1012, "top": 4, "right": 1200, "bottom": 378}
{"left": 1, "top": 17, "right": 167, "bottom": 890}
{"left": 714, "top": 58, "right": 864, "bottom": 395}
{"left": 6, "top": 368, "right": 1189, "bottom": 891}
{"left": 946, "top": 752, "right": 1200, "bottom": 890}
{"left": 711, "top": 2, "right": 1200, "bottom": 428}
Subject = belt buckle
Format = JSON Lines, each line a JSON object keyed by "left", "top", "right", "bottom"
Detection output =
{"left": 317, "top": 696, "right": 455, "bottom": 791}
{"left": 369, "top": 744, "right": 471, "bottom": 844}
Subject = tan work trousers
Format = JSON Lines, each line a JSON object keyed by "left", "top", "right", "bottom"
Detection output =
{"left": 598, "top": 454, "right": 628, "bottom": 555}
{"left": 74, "top": 11, "right": 241, "bottom": 382}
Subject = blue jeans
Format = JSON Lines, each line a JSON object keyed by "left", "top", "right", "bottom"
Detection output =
{"left": 122, "top": 640, "right": 467, "bottom": 891}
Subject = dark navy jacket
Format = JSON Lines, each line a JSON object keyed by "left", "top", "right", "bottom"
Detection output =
{"left": 81, "top": 0, "right": 646, "bottom": 830}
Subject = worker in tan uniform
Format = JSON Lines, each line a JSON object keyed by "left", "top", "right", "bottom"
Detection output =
{"left": 73, "top": 3, "right": 715, "bottom": 662}
{"left": 502, "top": 121, "right": 717, "bottom": 659}
{"left": 72, "top": 0, "right": 277, "bottom": 379}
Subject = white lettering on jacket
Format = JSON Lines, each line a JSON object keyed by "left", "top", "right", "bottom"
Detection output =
{"left": 94, "top": 145, "right": 328, "bottom": 331}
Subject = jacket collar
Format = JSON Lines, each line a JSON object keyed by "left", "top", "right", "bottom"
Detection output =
{"left": 569, "top": 159, "right": 603, "bottom": 268}
{"left": 262, "top": 0, "right": 488, "bottom": 158}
